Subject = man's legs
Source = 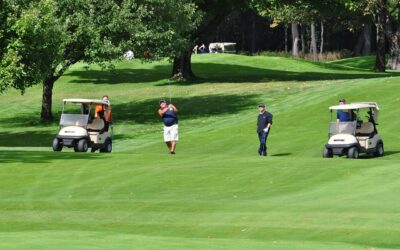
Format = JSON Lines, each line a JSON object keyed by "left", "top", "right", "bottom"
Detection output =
{"left": 258, "top": 131, "right": 269, "bottom": 156}
{"left": 164, "top": 125, "right": 178, "bottom": 154}
{"left": 165, "top": 141, "right": 172, "bottom": 151}
{"left": 262, "top": 131, "right": 270, "bottom": 156}
{"left": 170, "top": 141, "right": 177, "bottom": 154}
{"left": 258, "top": 132, "right": 263, "bottom": 155}
{"left": 169, "top": 125, "right": 178, "bottom": 154}
{"left": 164, "top": 126, "right": 172, "bottom": 152}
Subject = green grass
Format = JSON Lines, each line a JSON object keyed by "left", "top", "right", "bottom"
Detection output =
{"left": 0, "top": 54, "right": 400, "bottom": 249}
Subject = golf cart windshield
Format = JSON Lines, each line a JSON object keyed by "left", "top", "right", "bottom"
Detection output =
{"left": 329, "top": 121, "right": 357, "bottom": 136}
{"left": 60, "top": 114, "right": 89, "bottom": 126}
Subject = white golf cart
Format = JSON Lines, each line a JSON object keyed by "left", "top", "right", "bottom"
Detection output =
{"left": 323, "top": 102, "right": 384, "bottom": 159}
{"left": 52, "top": 99, "right": 112, "bottom": 153}
{"left": 208, "top": 42, "right": 237, "bottom": 53}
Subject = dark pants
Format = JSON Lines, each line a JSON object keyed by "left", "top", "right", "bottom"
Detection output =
{"left": 258, "top": 131, "right": 270, "bottom": 155}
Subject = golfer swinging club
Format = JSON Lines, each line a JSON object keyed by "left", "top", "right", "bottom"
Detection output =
{"left": 158, "top": 100, "right": 179, "bottom": 154}
{"left": 257, "top": 103, "right": 273, "bottom": 156}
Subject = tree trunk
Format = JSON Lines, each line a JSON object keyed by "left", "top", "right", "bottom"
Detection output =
{"left": 251, "top": 12, "right": 256, "bottom": 54}
{"left": 386, "top": 24, "right": 400, "bottom": 70}
{"left": 41, "top": 77, "right": 55, "bottom": 121}
{"left": 374, "top": 0, "right": 388, "bottom": 72}
{"left": 354, "top": 24, "right": 372, "bottom": 56}
{"left": 310, "top": 21, "right": 318, "bottom": 61}
{"left": 40, "top": 63, "right": 74, "bottom": 121}
{"left": 300, "top": 24, "right": 306, "bottom": 54}
{"left": 172, "top": 51, "right": 195, "bottom": 79}
{"left": 354, "top": 32, "right": 364, "bottom": 56}
{"left": 386, "top": 4, "right": 400, "bottom": 70}
{"left": 291, "top": 23, "right": 300, "bottom": 57}
{"left": 284, "top": 25, "right": 288, "bottom": 53}
{"left": 362, "top": 24, "right": 372, "bottom": 55}
{"left": 319, "top": 21, "right": 324, "bottom": 59}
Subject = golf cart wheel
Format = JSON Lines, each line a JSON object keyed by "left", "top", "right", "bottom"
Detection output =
{"left": 100, "top": 138, "right": 112, "bottom": 153}
{"left": 323, "top": 147, "right": 333, "bottom": 158}
{"left": 75, "top": 139, "right": 88, "bottom": 152}
{"left": 347, "top": 147, "right": 359, "bottom": 159}
{"left": 52, "top": 138, "right": 62, "bottom": 152}
{"left": 374, "top": 142, "right": 384, "bottom": 157}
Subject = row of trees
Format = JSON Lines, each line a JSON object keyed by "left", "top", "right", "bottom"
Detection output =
{"left": 1, "top": 0, "right": 399, "bottom": 121}
{"left": 252, "top": 0, "right": 400, "bottom": 71}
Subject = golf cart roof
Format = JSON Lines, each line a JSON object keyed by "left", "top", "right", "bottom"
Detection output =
{"left": 329, "top": 102, "right": 379, "bottom": 110}
{"left": 209, "top": 42, "right": 237, "bottom": 52}
{"left": 209, "top": 42, "right": 236, "bottom": 46}
{"left": 63, "top": 98, "right": 110, "bottom": 106}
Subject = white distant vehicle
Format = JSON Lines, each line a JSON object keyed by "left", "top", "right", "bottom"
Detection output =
{"left": 52, "top": 99, "right": 112, "bottom": 153}
{"left": 323, "top": 102, "right": 384, "bottom": 159}
{"left": 208, "top": 42, "right": 236, "bottom": 54}
{"left": 123, "top": 50, "right": 134, "bottom": 60}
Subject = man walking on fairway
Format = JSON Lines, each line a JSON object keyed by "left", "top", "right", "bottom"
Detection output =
{"left": 158, "top": 100, "right": 179, "bottom": 154}
{"left": 257, "top": 103, "right": 273, "bottom": 156}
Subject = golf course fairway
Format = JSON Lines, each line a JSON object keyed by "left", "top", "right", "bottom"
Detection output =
{"left": 0, "top": 54, "right": 399, "bottom": 249}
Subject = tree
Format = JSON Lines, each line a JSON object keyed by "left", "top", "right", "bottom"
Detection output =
{"left": 386, "top": 0, "right": 400, "bottom": 70}
{"left": 292, "top": 23, "right": 300, "bottom": 56}
{"left": 354, "top": 24, "right": 372, "bottom": 56}
{"left": 310, "top": 21, "right": 318, "bottom": 60}
{"left": 1, "top": 0, "right": 200, "bottom": 120}
{"left": 253, "top": 0, "right": 341, "bottom": 60}
{"left": 253, "top": 1, "right": 313, "bottom": 57}
{"left": 0, "top": 0, "right": 65, "bottom": 95}
{"left": 171, "top": 0, "right": 247, "bottom": 79}
{"left": 372, "top": 0, "right": 389, "bottom": 72}
{"left": 345, "top": 0, "right": 389, "bottom": 71}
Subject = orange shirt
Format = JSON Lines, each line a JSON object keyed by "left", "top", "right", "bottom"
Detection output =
{"left": 95, "top": 105, "right": 112, "bottom": 122}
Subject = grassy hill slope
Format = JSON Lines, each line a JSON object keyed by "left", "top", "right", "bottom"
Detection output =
{"left": 0, "top": 54, "right": 399, "bottom": 249}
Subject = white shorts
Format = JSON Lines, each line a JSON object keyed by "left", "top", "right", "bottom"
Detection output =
{"left": 163, "top": 124, "right": 179, "bottom": 142}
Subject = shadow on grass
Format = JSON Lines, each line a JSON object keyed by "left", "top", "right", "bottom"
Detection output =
{"left": 65, "top": 67, "right": 169, "bottom": 84}
{"left": 163, "top": 63, "right": 400, "bottom": 86}
{"left": 326, "top": 56, "right": 375, "bottom": 70}
{"left": 65, "top": 61, "right": 400, "bottom": 86}
{"left": 0, "top": 151, "right": 102, "bottom": 164}
{"left": 383, "top": 150, "right": 400, "bottom": 157}
{"left": 0, "top": 114, "right": 59, "bottom": 128}
{"left": 0, "top": 94, "right": 259, "bottom": 146}
{"left": 271, "top": 153, "right": 292, "bottom": 157}
{"left": 111, "top": 93, "right": 259, "bottom": 124}
{"left": 0, "top": 131, "right": 55, "bottom": 147}
{"left": 357, "top": 150, "right": 400, "bottom": 159}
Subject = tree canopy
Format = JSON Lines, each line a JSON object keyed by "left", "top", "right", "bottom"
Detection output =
{"left": 1, "top": 0, "right": 400, "bottom": 121}
{"left": 0, "top": 0, "right": 201, "bottom": 120}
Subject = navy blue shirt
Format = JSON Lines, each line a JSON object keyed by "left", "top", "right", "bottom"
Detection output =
{"left": 162, "top": 109, "right": 178, "bottom": 126}
{"left": 337, "top": 110, "right": 351, "bottom": 122}
{"left": 257, "top": 111, "right": 273, "bottom": 133}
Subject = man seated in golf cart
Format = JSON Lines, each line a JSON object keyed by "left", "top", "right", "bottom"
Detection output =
{"left": 53, "top": 98, "right": 113, "bottom": 153}
{"left": 94, "top": 95, "right": 112, "bottom": 131}
{"left": 323, "top": 102, "right": 384, "bottom": 159}
{"left": 336, "top": 98, "right": 356, "bottom": 122}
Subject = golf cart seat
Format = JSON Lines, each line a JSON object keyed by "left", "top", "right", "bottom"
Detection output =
{"left": 356, "top": 122, "right": 374, "bottom": 137}
{"left": 87, "top": 118, "right": 105, "bottom": 132}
